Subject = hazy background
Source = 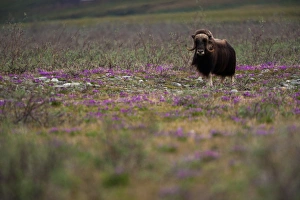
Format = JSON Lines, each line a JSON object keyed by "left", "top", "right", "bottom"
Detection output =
{"left": 1, "top": 0, "right": 299, "bottom": 23}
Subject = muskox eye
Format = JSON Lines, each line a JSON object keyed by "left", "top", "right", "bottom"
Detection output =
{"left": 203, "top": 38, "right": 207, "bottom": 42}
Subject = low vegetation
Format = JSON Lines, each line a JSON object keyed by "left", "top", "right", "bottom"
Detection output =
{"left": 1, "top": 2, "right": 300, "bottom": 200}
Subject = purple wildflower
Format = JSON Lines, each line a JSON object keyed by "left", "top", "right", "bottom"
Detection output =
{"left": 49, "top": 127, "right": 59, "bottom": 133}
{"left": 92, "top": 111, "right": 103, "bottom": 118}
{"left": 0, "top": 100, "right": 6, "bottom": 106}
{"left": 64, "top": 128, "right": 80, "bottom": 134}
{"left": 112, "top": 115, "right": 120, "bottom": 121}
{"left": 174, "top": 127, "right": 184, "bottom": 138}
{"left": 278, "top": 65, "right": 288, "bottom": 70}
{"left": 159, "top": 95, "right": 165, "bottom": 102}
{"left": 192, "top": 150, "right": 220, "bottom": 162}
{"left": 202, "top": 94, "right": 210, "bottom": 98}
{"left": 131, "top": 95, "right": 143, "bottom": 103}
{"left": 294, "top": 108, "right": 300, "bottom": 115}
{"left": 236, "top": 65, "right": 256, "bottom": 71}
{"left": 119, "top": 91, "right": 128, "bottom": 97}
{"left": 231, "top": 116, "right": 243, "bottom": 123}
{"left": 243, "top": 91, "right": 256, "bottom": 98}
{"left": 210, "top": 129, "right": 228, "bottom": 137}
{"left": 172, "top": 96, "right": 180, "bottom": 106}
{"left": 233, "top": 96, "right": 241, "bottom": 104}
{"left": 255, "top": 129, "right": 270, "bottom": 135}
{"left": 38, "top": 69, "right": 54, "bottom": 76}
{"left": 16, "top": 101, "right": 25, "bottom": 107}
{"left": 176, "top": 169, "right": 198, "bottom": 179}
{"left": 287, "top": 125, "right": 298, "bottom": 133}
{"left": 85, "top": 99, "right": 98, "bottom": 106}
{"left": 255, "top": 126, "right": 274, "bottom": 135}
{"left": 235, "top": 74, "right": 244, "bottom": 79}
{"left": 103, "top": 99, "right": 112, "bottom": 105}
{"left": 82, "top": 69, "right": 91, "bottom": 75}
{"left": 221, "top": 96, "right": 230, "bottom": 101}
{"left": 120, "top": 108, "right": 131, "bottom": 114}
{"left": 164, "top": 112, "right": 171, "bottom": 118}
{"left": 156, "top": 65, "right": 163, "bottom": 73}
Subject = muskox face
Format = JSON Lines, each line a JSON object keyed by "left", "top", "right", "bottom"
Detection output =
{"left": 189, "top": 33, "right": 214, "bottom": 56}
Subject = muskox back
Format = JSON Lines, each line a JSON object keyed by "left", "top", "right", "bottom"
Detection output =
{"left": 211, "top": 40, "right": 236, "bottom": 77}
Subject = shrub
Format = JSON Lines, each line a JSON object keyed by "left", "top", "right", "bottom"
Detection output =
{"left": 0, "top": 134, "right": 68, "bottom": 200}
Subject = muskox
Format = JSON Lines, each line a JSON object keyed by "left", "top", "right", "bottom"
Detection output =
{"left": 188, "top": 29, "right": 236, "bottom": 86}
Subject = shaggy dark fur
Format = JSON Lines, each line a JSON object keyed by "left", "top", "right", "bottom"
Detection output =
{"left": 189, "top": 29, "right": 236, "bottom": 86}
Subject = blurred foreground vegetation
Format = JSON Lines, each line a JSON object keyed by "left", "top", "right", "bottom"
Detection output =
{"left": 1, "top": 1, "right": 300, "bottom": 200}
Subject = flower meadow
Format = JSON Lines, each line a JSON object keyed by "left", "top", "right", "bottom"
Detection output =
{"left": 1, "top": 18, "right": 300, "bottom": 200}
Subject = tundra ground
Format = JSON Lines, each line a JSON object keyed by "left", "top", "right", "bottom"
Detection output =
{"left": 1, "top": 9, "right": 300, "bottom": 200}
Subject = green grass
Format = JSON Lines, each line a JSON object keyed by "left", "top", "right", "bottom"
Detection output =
{"left": 14, "top": 4, "right": 297, "bottom": 30}
{"left": 1, "top": 3, "right": 300, "bottom": 199}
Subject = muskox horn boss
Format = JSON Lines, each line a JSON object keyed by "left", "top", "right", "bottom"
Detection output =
{"left": 187, "top": 29, "right": 214, "bottom": 51}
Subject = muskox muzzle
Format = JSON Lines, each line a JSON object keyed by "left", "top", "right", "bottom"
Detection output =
{"left": 196, "top": 49, "right": 205, "bottom": 56}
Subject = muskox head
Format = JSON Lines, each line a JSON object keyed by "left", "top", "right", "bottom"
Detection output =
{"left": 188, "top": 29, "right": 214, "bottom": 56}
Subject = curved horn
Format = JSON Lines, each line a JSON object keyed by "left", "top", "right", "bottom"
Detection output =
{"left": 194, "top": 29, "right": 214, "bottom": 39}
{"left": 206, "top": 40, "right": 215, "bottom": 53}
{"left": 187, "top": 34, "right": 196, "bottom": 51}
{"left": 187, "top": 43, "right": 196, "bottom": 51}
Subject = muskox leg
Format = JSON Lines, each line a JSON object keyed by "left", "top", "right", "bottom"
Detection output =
{"left": 220, "top": 77, "right": 225, "bottom": 84}
{"left": 231, "top": 76, "right": 235, "bottom": 85}
{"left": 208, "top": 73, "right": 213, "bottom": 86}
